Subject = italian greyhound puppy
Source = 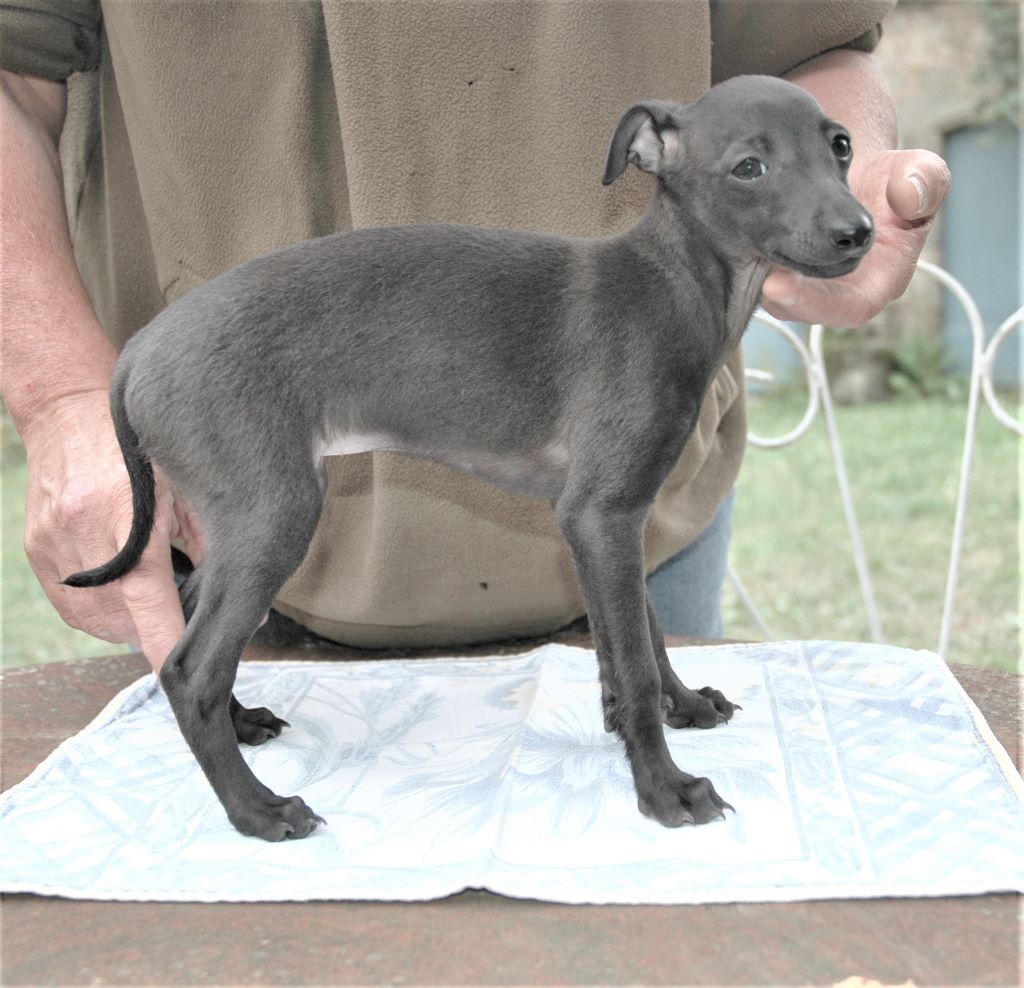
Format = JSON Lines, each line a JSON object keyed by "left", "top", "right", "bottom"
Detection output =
{"left": 66, "top": 75, "right": 873, "bottom": 841}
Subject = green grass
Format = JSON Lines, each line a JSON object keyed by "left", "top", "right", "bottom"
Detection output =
{"left": 727, "top": 390, "right": 1020, "bottom": 671}
{"left": 2, "top": 393, "right": 1020, "bottom": 670}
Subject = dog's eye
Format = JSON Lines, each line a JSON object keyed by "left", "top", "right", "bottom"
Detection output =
{"left": 832, "top": 134, "right": 852, "bottom": 161}
{"left": 731, "top": 157, "right": 767, "bottom": 181}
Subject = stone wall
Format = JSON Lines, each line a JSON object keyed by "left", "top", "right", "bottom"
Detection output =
{"left": 829, "top": 0, "right": 1016, "bottom": 399}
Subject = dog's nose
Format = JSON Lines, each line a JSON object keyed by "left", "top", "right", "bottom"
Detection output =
{"left": 829, "top": 215, "right": 874, "bottom": 252}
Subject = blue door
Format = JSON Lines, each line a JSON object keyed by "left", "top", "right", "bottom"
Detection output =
{"left": 942, "top": 124, "right": 1021, "bottom": 387}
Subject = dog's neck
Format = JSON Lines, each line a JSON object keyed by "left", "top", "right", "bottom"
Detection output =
{"left": 625, "top": 190, "right": 772, "bottom": 352}
{"left": 724, "top": 258, "right": 773, "bottom": 349}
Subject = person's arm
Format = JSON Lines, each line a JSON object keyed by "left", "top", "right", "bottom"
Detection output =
{"left": 1, "top": 72, "right": 117, "bottom": 407}
{"left": 761, "top": 49, "right": 951, "bottom": 327}
{"left": 1, "top": 69, "right": 195, "bottom": 672}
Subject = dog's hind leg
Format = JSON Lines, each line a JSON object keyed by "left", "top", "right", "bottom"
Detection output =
{"left": 181, "top": 568, "right": 286, "bottom": 746}
{"left": 159, "top": 471, "right": 325, "bottom": 840}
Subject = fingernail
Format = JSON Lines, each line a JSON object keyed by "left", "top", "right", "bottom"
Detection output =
{"left": 909, "top": 173, "right": 926, "bottom": 215}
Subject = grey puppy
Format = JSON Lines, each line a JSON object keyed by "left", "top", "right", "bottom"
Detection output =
{"left": 66, "top": 75, "right": 873, "bottom": 841}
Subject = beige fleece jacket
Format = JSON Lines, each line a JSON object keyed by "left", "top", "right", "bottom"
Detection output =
{"left": 2, "top": 0, "right": 894, "bottom": 647}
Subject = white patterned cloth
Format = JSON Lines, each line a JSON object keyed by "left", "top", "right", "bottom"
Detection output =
{"left": 1, "top": 641, "right": 1022, "bottom": 903}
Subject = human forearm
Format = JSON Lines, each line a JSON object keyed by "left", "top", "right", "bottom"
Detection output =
{"left": 0, "top": 70, "right": 117, "bottom": 434}
{"left": 1, "top": 71, "right": 192, "bottom": 672}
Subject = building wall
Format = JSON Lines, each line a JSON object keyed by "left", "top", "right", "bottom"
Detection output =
{"left": 743, "top": 1, "right": 1020, "bottom": 396}
{"left": 871, "top": 0, "right": 1005, "bottom": 350}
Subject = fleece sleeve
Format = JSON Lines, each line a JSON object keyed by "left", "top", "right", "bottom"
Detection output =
{"left": 710, "top": 0, "right": 896, "bottom": 83}
{"left": 0, "top": 0, "right": 101, "bottom": 79}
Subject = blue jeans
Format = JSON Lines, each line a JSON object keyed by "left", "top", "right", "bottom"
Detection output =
{"left": 646, "top": 489, "right": 734, "bottom": 639}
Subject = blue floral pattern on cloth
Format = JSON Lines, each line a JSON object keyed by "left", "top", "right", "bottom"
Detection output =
{"left": 1, "top": 641, "right": 1022, "bottom": 903}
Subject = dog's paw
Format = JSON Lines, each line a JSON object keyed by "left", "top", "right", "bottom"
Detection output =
{"left": 637, "top": 772, "right": 733, "bottom": 827}
{"left": 230, "top": 697, "right": 289, "bottom": 746}
{"left": 229, "top": 794, "right": 325, "bottom": 842}
{"left": 662, "top": 684, "right": 740, "bottom": 730}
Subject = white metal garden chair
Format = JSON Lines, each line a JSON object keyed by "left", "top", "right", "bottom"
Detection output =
{"left": 732, "top": 261, "right": 1022, "bottom": 660}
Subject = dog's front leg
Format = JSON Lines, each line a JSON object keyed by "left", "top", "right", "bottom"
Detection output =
{"left": 645, "top": 594, "right": 740, "bottom": 730}
{"left": 601, "top": 595, "right": 739, "bottom": 732}
{"left": 555, "top": 496, "right": 731, "bottom": 826}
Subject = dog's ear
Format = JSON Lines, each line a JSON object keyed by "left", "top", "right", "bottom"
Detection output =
{"left": 602, "top": 101, "right": 685, "bottom": 185}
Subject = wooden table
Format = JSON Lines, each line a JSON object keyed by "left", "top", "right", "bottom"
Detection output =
{"left": 2, "top": 640, "right": 1020, "bottom": 986}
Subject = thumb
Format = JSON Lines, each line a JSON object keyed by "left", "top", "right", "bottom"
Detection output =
{"left": 885, "top": 150, "right": 951, "bottom": 223}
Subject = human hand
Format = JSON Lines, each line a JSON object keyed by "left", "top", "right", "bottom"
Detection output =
{"left": 761, "top": 149, "right": 952, "bottom": 328}
{"left": 19, "top": 389, "right": 202, "bottom": 672}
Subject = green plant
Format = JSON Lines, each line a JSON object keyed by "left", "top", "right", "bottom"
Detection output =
{"left": 888, "top": 331, "right": 967, "bottom": 401}
{"left": 975, "top": 0, "right": 1022, "bottom": 127}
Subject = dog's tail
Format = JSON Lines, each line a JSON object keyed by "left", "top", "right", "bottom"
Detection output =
{"left": 63, "top": 374, "right": 157, "bottom": 588}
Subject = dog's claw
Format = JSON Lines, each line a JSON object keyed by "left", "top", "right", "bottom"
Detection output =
{"left": 285, "top": 812, "right": 328, "bottom": 839}
{"left": 696, "top": 686, "right": 739, "bottom": 721}
{"left": 231, "top": 794, "right": 323, "bottom": 842}
{"left": 637, "top": 772, "right": 731, "bottom": 827}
